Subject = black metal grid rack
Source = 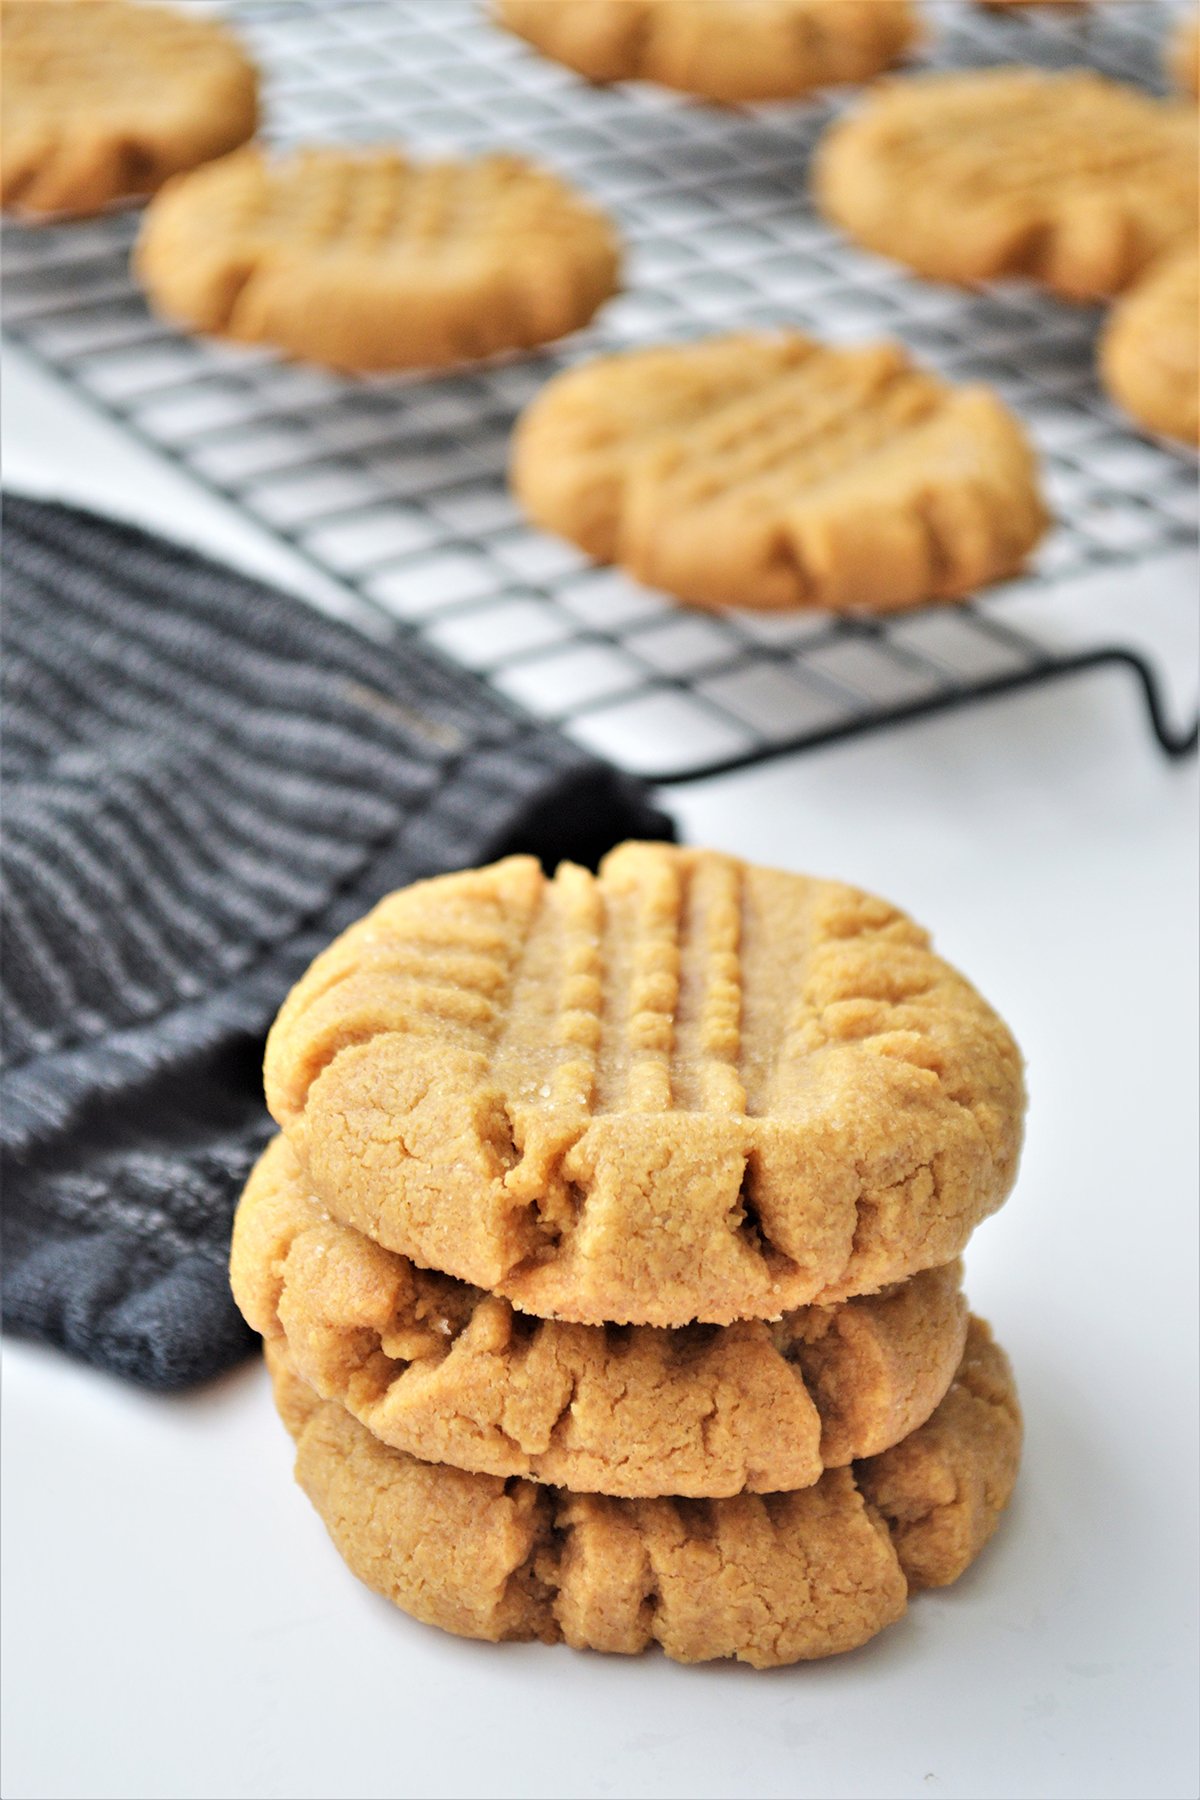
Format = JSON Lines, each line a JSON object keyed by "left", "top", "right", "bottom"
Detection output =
{"left": 3, "top": 0, "right": 1197, "bottom": 781}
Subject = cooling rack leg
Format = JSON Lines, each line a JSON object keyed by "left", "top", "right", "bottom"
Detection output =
{"left": 647, "top": 648, "right": 1199, "bottom": 785}
{"left": 971, "top": 651, "right": 1198, "bottom": 764}
{"left": 1106, "top": 650, "right": 1200, "bottom": 761}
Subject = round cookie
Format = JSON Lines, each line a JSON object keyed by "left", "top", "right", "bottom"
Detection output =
{"left": 1099, "top": 244, "right": 1200, "bottom": 447}
{"left": 265, "top": 843, "right": 1025, "bottom": 1327}
{"left": 267, "top": 1317, "right": 1021, "bottom": 1667}
{"left": 494, "top": 0, "right": 919, "bottom": 105}
{"left": 135, "top": 146, "right": 621, "bottom": 371}
{"left": 510, "top": 331, "right": 1048, "bottom": 613}
{"left": 232, "top": 1135, "right": 969, "bottom": 1498}
{"left": 815, "top": 68, "right": 1199, "bottom": 300}
{"left": 1, "top": 0, "right": 258, "bottom": 217}
{"left": 1171, "top": 11, "right": 1200, "bottom": 100}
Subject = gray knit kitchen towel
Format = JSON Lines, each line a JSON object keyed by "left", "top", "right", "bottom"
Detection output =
{"left": 1, "top": 494, "right": 673, "bottom": 1390}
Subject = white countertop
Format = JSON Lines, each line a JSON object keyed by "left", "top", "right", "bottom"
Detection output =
{"left": 3, "top": 344, "right": 1198, "bottom": 1800}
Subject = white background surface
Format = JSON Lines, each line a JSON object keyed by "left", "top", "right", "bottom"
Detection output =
{"left": 3, "top": 338, "right": 1198, "bottom": 1800}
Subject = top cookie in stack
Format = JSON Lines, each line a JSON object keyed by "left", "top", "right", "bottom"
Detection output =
{"left": 264, "top": 842, "right": 1024, "bottom": 1327}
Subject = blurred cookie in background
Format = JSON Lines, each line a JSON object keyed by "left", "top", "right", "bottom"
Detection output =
{"left": 1170, "top": 9, "right": 1200, "bottom": 98}
{"left": 511, "top": 331, "right": 1048, "bottom": 614}
{"left": 1100, "top": 243, "right": 1199, "bottom": 446}
{"left": 494, "top": 0, "right": 919, "bottom": 103}
{"left": 0, "top": 0, "right": 258, "bottom": 216}
{"left": 136, "top": 145, "right": 621, "bottom": 371}
{"left": 815, "top": 68, "right": 1198, "bottom": 301}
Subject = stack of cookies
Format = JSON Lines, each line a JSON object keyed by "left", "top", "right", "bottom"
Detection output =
{"left": 231, "top": 842, "right": 1025, "bottom": 1668}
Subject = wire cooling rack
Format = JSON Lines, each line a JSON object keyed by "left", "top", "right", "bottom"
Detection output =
{"left": 3, "top": 0, "right": 1197, "bottom": 780}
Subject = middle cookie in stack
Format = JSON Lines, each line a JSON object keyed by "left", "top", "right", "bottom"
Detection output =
{"left": 236, "top": 841, "right": 1026, "bottom": 1665}
{"left": 233, "top": 1136, "right": 969, "bottom": 1499}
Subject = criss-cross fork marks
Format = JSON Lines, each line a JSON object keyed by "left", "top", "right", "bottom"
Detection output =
{"left": 627, "top": 343, "right": 949, "bottom": 514}
{"left": 488, "top": 845, "right": 755, "bottom": 1127}
{"left": 227, "top": 150, "right": 605, "bottom": 263}
{"left": 267, "top": 847, "right": 1024, "bottom": 1321}
{"left": 816, "top": 69, "right": 1199, "bottom": 301}
{"left": 1, "top": 1, "right": 258, "bottom": 215}
{"left": 264, "top": 858, "right": 546, "bottom": 1128}
{"left": 879, "top": 72, "right": 1199, "bottom": 203}
{"left": 1, "top": 2, "right": 247, "bottom": 93}
{"left": 516, "top": 336, "right": 954, "bottom": 550}
{"left": 135, "top": 140, "right": 620, "bottom": 368}
{"left": 513, "top": 331, "right": 1048, "bottom": 611}
{"left": 276, "top": 844, "right": 962, "bottom": 1140}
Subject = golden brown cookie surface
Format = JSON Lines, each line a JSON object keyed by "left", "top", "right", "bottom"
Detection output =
{"left": 265, "top": 844, "right": 1025, "bottom": 1326}
{"left": 1171, "top": 11, "right": 1200, "bottom": 99}
{"left": 135, "top": 146, "right": 620, "bottom": 371}
{"left": 816, "top": 68, "right": 1199, "bottom": 300}
{"left": 511, "top": 331, "right": 1047, "bottom": 612}
{"left": 494, "top": 0, "right": 918, "bottom": 103}
{"left": 232, "top": 1136, "right": 969, "bottom": 1497}
{"left": 267, "top": 1317, "right": 1021, "bottom": 1667}
{"left": 1, "top": 0, "right": 258, "bottom": 217}
{"left": 1100, "top": 244, "right": 1200, "bottom": 446}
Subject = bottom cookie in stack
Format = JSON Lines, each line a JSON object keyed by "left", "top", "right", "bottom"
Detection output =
{"left": 264, "top": 1318, "right": 1020, "bottom": 1669}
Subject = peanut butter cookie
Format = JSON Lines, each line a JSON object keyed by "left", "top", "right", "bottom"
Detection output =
{"left": 494, "top": 0, "right": 918, "bottom": 104}
{"left": 1, "top": 0, "right": 258, "bottom": 217}
{"left": 1171, "top": 10, "right": 1200, "bottom": 99}
{"left": 265, "top": 844, "right": 1025, "bottom": 1327}
{"left": 1100, "top": 243, "right": 1199, "bottom": 446}
{"left": 135, "top": 146, "right": 620, "bottom": 371}
{"left": 232, "top": 1135, "right": 969, "bottom": 1498}
{"left": 267, "top": 1317, "right": 1020, "bottom": 1666}
{"left": 511, "top": 331, "right": 1047, "bottom": 612}
{"left": 816, "top": 68, "right": 1199, "bottom": 300}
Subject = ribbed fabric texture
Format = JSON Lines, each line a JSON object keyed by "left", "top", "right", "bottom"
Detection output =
{"left": 1, "top": 494, "right": 674, "bottom": 1389}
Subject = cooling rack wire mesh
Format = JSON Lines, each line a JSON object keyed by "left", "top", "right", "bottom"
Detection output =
{"left": 3, "top": 0, "right": 1197, "bottom": 779}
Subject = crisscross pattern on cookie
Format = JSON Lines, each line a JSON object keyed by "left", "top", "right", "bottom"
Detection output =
{"left": 816, "top": 69, "right": 1199, "bottom": 299}
{"left": 265, "top": 845, "right": 1024, "bottom": 1325}
{"left": 269, "top": 1317, "right": 1020, "bottom": 1666}
{"left": 135, "top": 146, "right": 621, "bottom": 370}
{"left": 1, "top": 1, "right": 258, "bottom": 216}
{"left": 511, "top": 331, "right": 1047, "bottom": 612}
